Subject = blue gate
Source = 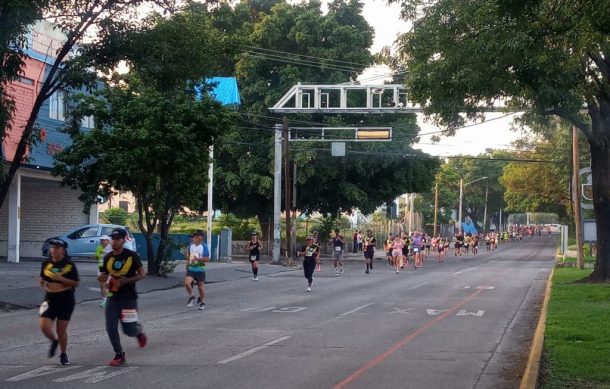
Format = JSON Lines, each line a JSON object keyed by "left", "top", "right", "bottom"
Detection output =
{"left": 133, "top": 233, "right": 219, "bottom": 261}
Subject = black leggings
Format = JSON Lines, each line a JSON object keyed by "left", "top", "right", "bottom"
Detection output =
{"left": 303, "top": 258, "right": 316, "bottom": 284}
{"left": 105, "top": 298, "right": 143, "bottom": 354}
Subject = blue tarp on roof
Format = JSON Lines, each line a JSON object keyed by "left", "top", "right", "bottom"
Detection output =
{"left": 195, "top": 77, "right": 240, "bottom": 106}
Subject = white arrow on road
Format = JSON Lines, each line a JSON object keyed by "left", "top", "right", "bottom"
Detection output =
{"left": 426, "top": 309, "right": 448, "bottom": 316}
{"left": 456, "top": 310, "right": 485, "bottom": 317}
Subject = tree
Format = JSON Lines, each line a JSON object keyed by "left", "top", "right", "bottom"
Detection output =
{"left": 53, "top": 5, "right": 234, "bottom": 275}
{"left": 212, "top": 0, "right": 438, "bottom": 237}
{"left": 0, "top": 0, "right": 177, "bottom": 210}
{"left": 396, "top": 0, "right": 610, "bottom": 280}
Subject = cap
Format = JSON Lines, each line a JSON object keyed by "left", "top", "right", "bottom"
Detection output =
{"left": 110, "top": 228, "right": 127, "bottom": 239}
{"left": 48, "top": 238, "right": 68, "bottom": 248}
{"left": 251, "top": 231, "right": 258, "bottom": 235}
{"left": 100, "top": 235, "right": 110, "bottom": 241}
{"left": 306, "top": 236, "right": 314, "bottom": 240}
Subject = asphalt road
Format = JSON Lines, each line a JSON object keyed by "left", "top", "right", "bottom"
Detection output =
{"left": 0, "top": 238, "right": 555, "bottom": 389}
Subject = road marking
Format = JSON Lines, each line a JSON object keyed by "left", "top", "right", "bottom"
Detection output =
{"left": 53, "top": 366, "right": 137, "bottom": 383}
{"left": 409, "top": 282, "right": 429, "bottom": 290}
{"left": 453, "top": 271, "right": 462, "bottom": 275}
{"left": 7, "top": 366, "right": 81, "bottom": 381}
{"left": 456, "top": 309, "right": 485, "bottom": 317}
{"left": 241, "top": 306, "right": 276, "bottom": 312}
{"left": 476, "top": 286, "right": 496, "bottom": 290}
{"left": 339, "top": 303, "right": 374, "bottom": 317}
{"left": 391, "top": 308, "right": 413, "bottom": 315}
{"left": 333, "top": 286, "right": 488, "bottom": 389}
{"left": 426, "top": 309, "right": 448, "bottom": 316}
{"left": 272, "top": 307, "right": 307, "bottom": 313}
{"left": 87, "top": 286, "right": 101, "bottom": 292}
{"left": 218, "top": 336, "right": 291, "bottom": 364}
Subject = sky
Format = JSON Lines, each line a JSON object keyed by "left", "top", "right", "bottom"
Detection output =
{"left": 355, "top": 0, "right": 522, "bottom": 157}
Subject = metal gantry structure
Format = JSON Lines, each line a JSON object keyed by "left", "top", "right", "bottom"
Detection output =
{"left": 268, "top": 83, "right": 513, "bottom": 263}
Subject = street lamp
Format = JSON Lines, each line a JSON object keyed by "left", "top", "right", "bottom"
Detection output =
{"left": 458, "top": 176, "right": 488, "bottom": 233}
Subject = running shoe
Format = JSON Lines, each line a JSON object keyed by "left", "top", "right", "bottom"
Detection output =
{"left": 253, "top": 277, "right": 259, "bottom": 281}
{"left": 198, "top": 303, "right": 206, "bottom": 311}
{"left": 109, "top": 352, "right": 126, "bottom": 367}
{"left": 335, "top": 269, "right": 339, "bottom": 276}
{"left": 48, "top": 339, "right": 59, "bottom": 358}
{"left": 340, "top": 268, "right": 344, "bottom": 274}
{"left": 365, "top": 270, "right": 369, "bottom": 274}
{"left": 306, "top": 287, "right": 312, "bottom": 292}
{"left": 100, "top": 298, "right": 107, "bottom": 308}
{"left": 137, "top": 332, "right": 147, "bottom": 348}
{"left": 186, "top": 296, "right": 195, "bottom": 308}
{"left": 59, "top": 353, "right": 69, "bottom": 365}
{"left": 396, "top": 270, "right": 400, "bottom": 274}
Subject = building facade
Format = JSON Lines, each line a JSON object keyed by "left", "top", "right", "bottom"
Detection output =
{"left": 0, "top": 21, "right": 97, "bottom": 262}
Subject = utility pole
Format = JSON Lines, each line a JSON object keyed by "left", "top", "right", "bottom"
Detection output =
{"left": 483, "top": 182, "right": 488, "bottom": 234}
{"left": 283, "top": 117, "right": 292, "bottom": 262}
{"left": 458, "top": 178, "right": 463, "bottom": 233}
{"left": 433, "top": 182, "right": 439, "bottom": 236}
{"left": 572, "top": 125, "right": 584, "bottom": 269}
{"left": 272, "top": 124, "right": 282, "bottom": 263}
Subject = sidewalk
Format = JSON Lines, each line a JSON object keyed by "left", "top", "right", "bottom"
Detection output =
{"left": 0, "top": 258, "right": 295, "bottom": 310}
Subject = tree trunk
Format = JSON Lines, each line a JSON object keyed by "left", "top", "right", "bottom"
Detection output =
{"left": 156, "top": 215, "right": 171, "bottom": 264}
{"left": 145, "top": 231, "right": 158, "bottom": 276}
{"left": 588, "top": 141, "right": 610, "bottom": 280}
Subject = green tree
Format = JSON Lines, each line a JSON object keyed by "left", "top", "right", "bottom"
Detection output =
{"left": 212, "top": 0, "right": 438, "bottom": 237}
{"left": 396, "top": 0, "right": 610, "bottom": 280}
{"left": 53, "top": 6, "right": 234, "bottom": 275}
{"left": 0, "top": 0, "right": 176, "bottom": 210}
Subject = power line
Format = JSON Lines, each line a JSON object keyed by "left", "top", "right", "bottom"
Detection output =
{"left": 242, "top": 45, "right": 371, "bottom": 69}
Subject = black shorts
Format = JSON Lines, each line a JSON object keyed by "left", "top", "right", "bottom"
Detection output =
{"left": 386, "top": 251, "right": 392, "bottom": 257}
{"left": 40, "top": 290, "right": 75, "bottom": 321}
{"left": 186, "top": 271, "right": 206, "bottom": 283}
{"left": 364, "top": 248, "right": 375, "bottom": 259}
{"left": 248, "top": 254, "right": 260, "bottom": 262}
{"left": 402, "top": 248, "right": 409, "bottom": 256}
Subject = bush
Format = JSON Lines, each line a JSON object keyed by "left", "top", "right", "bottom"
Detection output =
{"left": 213, "top": 214, "right": 259, "bottom": 240}
{"left": 101, "top": 208, "right": 128, "bottom": 225}
{"left": 159, "top": 261, "right": 179, "bottom": 277}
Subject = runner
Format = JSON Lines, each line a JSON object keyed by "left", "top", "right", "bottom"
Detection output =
{"left": 352, "top": 230, "right": 358, "bottom": 253}
{"left": 472, "top": 234, "right": 479, "bottom": 255}
{"left": 437, "top": 236, "right": 446, "bottom": 263}
{"left": 384, "top": 233, "right": 394, "bottom": 268}
{"left": 39, "top": 239, "right": 79, "bottom": 365}
{"left": 424, "top": 234, "right": 431, "bottom": 257}
{"left": 357, "top": 230, "right": 363, "bottom": 253}
{"left": 454, "top": 232, "right": 463, "bottom": 257}
{"left": 297, "top": 236, "right": 319, "bottom": 292}
{"left": 329, "top": 229, "right": 345, "bottom": 275}
{"left": 246, "top": 231, "right": 262, "bottom": 281}
{"left": 98, "top": 228, "right": 148, "bottom": 367}
{"left": 412, "top": 232, "right": 423, "bottom": 268}
{"left": 391, "top": 234, "right": 404, "bottom": 273}
{"left": 363, "top": 230, "right": 376, "bottom": 274}
{"left": 95, "top": 235, "right": 112, "bottom": 308}
{"left": 185, "top": 230, "right": 209, "bottom": 308}
{"left": 401, "top": 232, "right": 410, "bottom": 269}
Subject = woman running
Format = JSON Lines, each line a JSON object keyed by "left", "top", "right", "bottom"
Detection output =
{"left": 391, "top": 235, "right": 404, "bottom": 273}
{"left": 384, "top": 233, "right": 394, "bottom": 268}
{"left": 246, "top": 231, "right": 262, "bottom": 281}
{"left": 39, "top": 239, "right": 80, "bottom": 365}
{"left": 401, "top": 232, "right": 410, "bottom": 269}
{"left": 298, "top": 236, "right": 319, "bottom": 292}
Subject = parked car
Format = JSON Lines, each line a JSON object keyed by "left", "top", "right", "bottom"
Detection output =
{"left": 41, "top": 224, "right": 137, "bottom": 258}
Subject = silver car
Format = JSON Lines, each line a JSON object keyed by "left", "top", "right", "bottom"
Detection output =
{"left": 42, "top": 224, "right": 137, "bottom": 258}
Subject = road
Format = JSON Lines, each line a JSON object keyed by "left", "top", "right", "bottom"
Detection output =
{"left": 0, "top": 238, "right": 555, "bottom": 389}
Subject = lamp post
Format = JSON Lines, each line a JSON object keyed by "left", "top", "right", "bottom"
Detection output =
{"left": 458, "top": 176, "right": 488, "bottom": 233}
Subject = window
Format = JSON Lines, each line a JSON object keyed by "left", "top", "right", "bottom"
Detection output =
{"left": 49, "top": 91, "right": 65, "bottom": 121}
{"left": 67, "top": 226, "right": 99, "bottom": 239}
{"left": 119, "top": 201, "right": 129, "bottom": 212}
{"left": 18, "top": 77, "right": 34, "bottom": 86}
{"left": 81, "top": 115, "right": 95, "bottom": 129}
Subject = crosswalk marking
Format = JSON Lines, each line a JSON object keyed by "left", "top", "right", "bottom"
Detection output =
{"left": 53, "top": 366, "right": 137, "bottom": 383}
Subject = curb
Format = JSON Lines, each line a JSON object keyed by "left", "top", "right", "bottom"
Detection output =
{"left": 519, "top": 267, "right": 554, "bottom": 389}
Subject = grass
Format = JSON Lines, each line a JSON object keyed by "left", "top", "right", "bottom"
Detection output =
{"left": 562, "top": 255, "right": 597, "bottom": 264}
{"left": 541, "top": 268, "right": 610, "bottom": 388}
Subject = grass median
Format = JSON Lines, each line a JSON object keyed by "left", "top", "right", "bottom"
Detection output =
{"left": 541, "top": 268, "right": 610, "bottom": 388}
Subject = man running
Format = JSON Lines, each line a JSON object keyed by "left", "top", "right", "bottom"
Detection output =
{"left": 363, "top": 230, "right": 376, "bottom": 274}
{"left": 329, "top": 229, "right": 345, "bottom": 275}
{"left": 298, "top": 236, "right": 319, "bottom": 292}
{"left": 98, "top": 228, "right": 147, "bottom": 367}
{"left": 185, "top": 230, "right": 209, "bottom": 310}
{"left": 39, "top": 239, "right": 79, "bottom": 365}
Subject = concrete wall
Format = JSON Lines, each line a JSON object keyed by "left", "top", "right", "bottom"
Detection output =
{"left": 0, "top": 176, "right": 90, "bottom": 258}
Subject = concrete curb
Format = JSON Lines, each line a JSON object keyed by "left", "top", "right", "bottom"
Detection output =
{"left": 519, "top": 267, "right": 554, "bottom": 389}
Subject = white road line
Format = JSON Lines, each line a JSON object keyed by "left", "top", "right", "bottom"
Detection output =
{"left": 338, "top": 303, "right": 374, "bottom": 317}
{"left": 453, "top": 271, "right": 463, "bottom": 275}
{"left": 409, "top": 282, "right": 429, "bottom": 290}
{"left": 218, "top": 336, "right": 291, "bottom": 364}
{"left": 6, "top": 366, "right": 81, "bottom": 381}
{"left": 53, "top": 366, "right": 137, "bottom": 383}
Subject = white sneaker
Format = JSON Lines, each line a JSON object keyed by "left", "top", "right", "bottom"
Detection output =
{"left": 198, "top": 303, "right": 205, "bottom": 311}
{"left": 186, "top": 296, "right": 195, "bottom": 308}
{"left": 306, "top": 287, "right": 312, "bottom": 292}
{"left": 253, "top": 276, "right": 259, "bottom": 281}
{"left": 340, "top": 268, "right": 344, "bottom": 274}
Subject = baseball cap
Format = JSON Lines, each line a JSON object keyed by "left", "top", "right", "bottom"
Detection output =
{"left": 110, "top": 228, "right": 127, "bottom": 239}
{"left": 100, "top": 235, "right": 110, "bottom": 241}
{"left": 48, "top": 238, "right": 68, "bottom": 248}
